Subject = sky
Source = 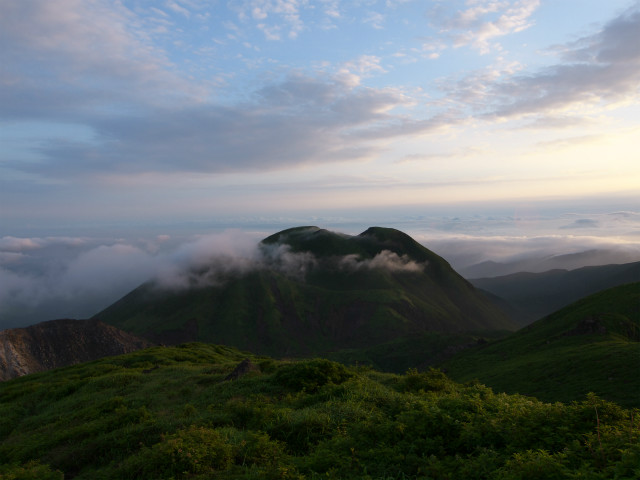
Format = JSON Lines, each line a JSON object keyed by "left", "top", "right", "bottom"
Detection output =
{"left": 1, "top": 1, "right": 639, "bottom": 328}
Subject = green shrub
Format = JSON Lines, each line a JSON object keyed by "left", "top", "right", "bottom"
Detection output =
{"left": 117, "top": 425, "right": 233, "bottom": 479}
{"left": 400, "top": 367, "right": 453, "bottom": 393}
{"left": 232, "top": 430, "right": 287, "bottom": 467}
{"left": 0, "top": 461, "right": 63, "bottom": 480}
{"left": 496, "top": 449, "right": 568, "bottom": 480}
{"left": 273, "top": 359, "right": 353, "bottom": 393}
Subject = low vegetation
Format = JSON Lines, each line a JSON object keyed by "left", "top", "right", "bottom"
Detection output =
{"left": 1, "top": 343, "right": 638, "bottom": 479}
{"left": 443, "top": 283, "right": 640, "bottom": 408}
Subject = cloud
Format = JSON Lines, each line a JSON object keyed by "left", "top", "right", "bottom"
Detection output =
{"left": 0, "top": 1, "right": 439, "bottom": 181}
{"left": 559, "top": 219, "right": 600, "bottom": 229}
{"left": 166, "top": 1, "right": 192, "bottom": 18}
{"left": 0, "top": 237, "right": 47, "bottom": 252}
{"left": 432, "top": 0, "right": 540, "bottom": 54}
{"left": 411, "top": 209, "right": 640, "bottom": 275}
{"left": 0, "top": 0, "right": 201, "bottom": 120}
{"left": 0, "top": 227, "right": 431, "bottom": 328}
{"left": 535, "top": 134, "right": 605, "bottom": 150}
{"left": 0, "top": 0, "right": 636, "bottom": 193}
{"left": 397, "top": 146, "right": 485, "bottom": 164}
{"left": 340, "top": 250, "right": 425, "bottom": 273}
{"left": 3, "top": 210, "right": 640, "bottom": 329}
{"left": 259, "top": 244, "right": 319, "bottom": 280}
{"left": 152, "top": 231, "right": 262, "bottom": 289}
{"left": 515, "top": 115, "right": 596, "bottom": 130}
{"left": 363, "top": 11, "right": 386, "bottom": 30}
{"left": 230, "top": 0, "right": 306, "bottom": 40}
{"left": 430, "top": 3, "right": 640, "bottom": 130}
{"left": 425, "top": 233, "right": 640, "bottom": 276}
{"left": 17, "top": 73, "right": 414, "bottom": 177}
{"left": 486, "top": 4, "right": 640, "bottom": 119}
{"left": 0, "top": 231, "right": 264, "bottom": 328}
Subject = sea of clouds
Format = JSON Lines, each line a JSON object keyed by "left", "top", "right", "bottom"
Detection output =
{"left": 0, "top": 230, "right": 428, "bottom": 329}
{"left": 1, "top": 211, "right": 639, "bottom": 330}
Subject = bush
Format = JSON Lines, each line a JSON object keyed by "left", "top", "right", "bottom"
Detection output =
{"left": 117, "top": 425, "right": 233, "bottom": 479}
{"left": 495, "top": 449, "right": 568, "bottom": 480}
{"left": 273, "top": 359, "right": 353, "bottom": 393}
{"left": 400, "top": 367, "right": 453, "bottom": 393}
{"left": 0, "top": 461, "right": 63, "bottom": 480}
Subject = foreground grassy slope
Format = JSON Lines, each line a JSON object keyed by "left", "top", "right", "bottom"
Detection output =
{"left": 1, "top": 343, "right": 639, "bottom": 479}
{"left": 94, "top": 227, "right": 513, "bottom": 356}
{"left": 442, "top": 282, "right": 640, "bottom": 408}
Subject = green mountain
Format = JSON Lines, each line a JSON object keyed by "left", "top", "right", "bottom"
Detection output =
{"left": 94, "top": 226, "right": 514, "bottom": 357}
{"left": 470, "top": 261, "right": 640, "bottom": 325}
{"left": 1, "top": 343, "right": 638, "bottom": 479}
{"left": 442, "top": 282, "right": 640, "bottom": 408}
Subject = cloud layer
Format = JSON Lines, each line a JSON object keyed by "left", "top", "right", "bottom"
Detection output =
{"left": 3, "top": 208, "right": 639, "bottom": 329}
{"left": 0, "top": 229, "right": 428, "bottom": 328}
{"left": 1, "top": 1, "right": 638, "bottom": 180}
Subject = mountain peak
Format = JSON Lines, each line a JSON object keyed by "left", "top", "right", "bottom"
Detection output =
{"left": 263, "top": 226, "right": 436, "bottom": 263}
{"left": 261, "top": 226, "right": 321, "bottom": 245}
{"left": 94, "top": 226, "right": 515, "bottom": 356}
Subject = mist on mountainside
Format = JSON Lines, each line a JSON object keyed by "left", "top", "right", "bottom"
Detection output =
{"left": 2, "top": 215, "right": 639, "bottom": 329}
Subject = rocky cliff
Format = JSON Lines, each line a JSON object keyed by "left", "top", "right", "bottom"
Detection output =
{"left": 0, "top": 319, "right": 153, "bottom": 380}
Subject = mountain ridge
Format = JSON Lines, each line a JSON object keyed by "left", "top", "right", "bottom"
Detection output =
{"left": 0, "top": 318, "right": 153, "bottom": 381}
{"left": 470, "top": 260, "right": 640, "bottom": 324}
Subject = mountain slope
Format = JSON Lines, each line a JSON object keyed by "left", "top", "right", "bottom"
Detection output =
{"left": 0, "top": 343, "right": 637, "bottom": 479}
{"left": 94, "top": 226, "right": 514, "bottom": 356}
{"left": 0, "top": 319, "right": 152, "bottom": 380}
{"left": 470, "top": 260, "right": 640, "bottom": 324}
{"left": 442, "top": 282, "right": 640, "bottom": 407}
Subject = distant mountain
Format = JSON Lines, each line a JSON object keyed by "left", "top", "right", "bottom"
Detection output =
{"left": 442, "top": 282, "right": 640, "bottom": 407}
{"left": 470, "top": 261, "right": 640, "bottom": 324}
{"left": 94, "top": 226, "right": 514, "bottom": 356}
{"left": 0, "top": 319, "right": 152, "bottom": 380}
{"left": 459, "top": 249, "right": 640, "bottom": 278}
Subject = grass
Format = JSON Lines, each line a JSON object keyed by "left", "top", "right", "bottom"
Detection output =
{"left": 442, "top": 282, "right": 640, "bottom": 408}
{"left": 1, "top": 342, "right": 639, "bottom": 479}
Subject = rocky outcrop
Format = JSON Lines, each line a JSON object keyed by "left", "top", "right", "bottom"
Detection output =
{"left": 224, "top": 358, "right": 260, "bottom": 381}
{"left": 0, "top": 319, "right": 153, "bottom": 381}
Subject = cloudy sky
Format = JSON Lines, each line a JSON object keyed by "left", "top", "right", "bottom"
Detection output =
{"left": 1, "top": 1, "right": 639, "bottom": 327}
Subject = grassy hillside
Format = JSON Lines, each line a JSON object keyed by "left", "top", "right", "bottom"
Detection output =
{"left": 94, "top": 227, "right": 513, "bottom": 356}
{"left": 442, "top": 282, "right": 640, "bottom": 408}
{"left": 325, "top": 330, "right": 510, "bottom": 373}
{"left": 1, "top": 343, "right": 639, "bottom": 479}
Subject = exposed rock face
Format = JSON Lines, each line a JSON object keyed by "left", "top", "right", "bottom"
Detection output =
{"left": 0, "top": 319, "right": 153, "bottom": 381}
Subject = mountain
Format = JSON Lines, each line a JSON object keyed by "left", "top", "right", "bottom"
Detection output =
{"left": 0, "top": 318, "right": 152, "bottom": 381}
{"left": 94, "top": 226, "right": 514, "bottom": 356}
{"left": 442, "top": 282, "right": 640, "bottom": 408}
{"left": 459, "top": 248, "right": 640, "bottom": 278}
{"left": 470, "top": 260, "right": 640, "bottom": 324}
{"left": 1, "top": 343, "right": 638, "bottom": 479}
